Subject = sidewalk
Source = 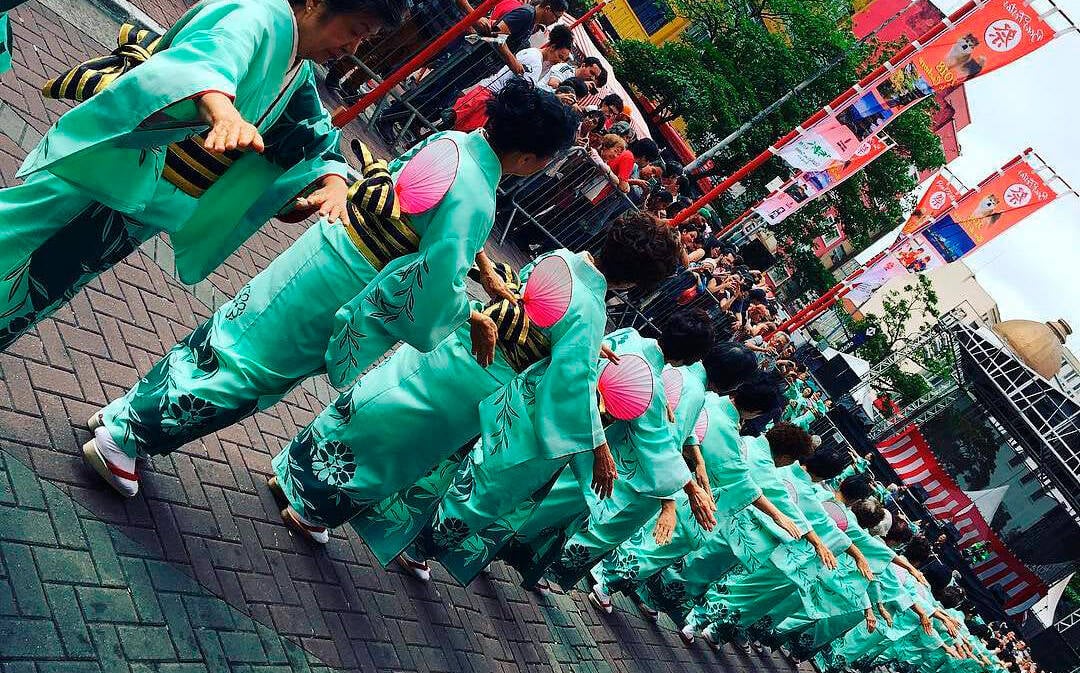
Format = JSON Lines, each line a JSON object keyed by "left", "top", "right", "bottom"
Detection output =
{"left": 0, "top": 2, "right": 809, "bottom": 670}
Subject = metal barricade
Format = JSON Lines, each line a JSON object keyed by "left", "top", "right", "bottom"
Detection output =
{"left": 495, "top": 146, "right": 637, "bottom": 253}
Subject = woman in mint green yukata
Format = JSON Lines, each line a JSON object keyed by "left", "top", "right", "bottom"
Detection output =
{"left": 497, "top": 314, "right": 717, "bottom": 593}
{"left": 260, "top": 212, "right": 681, "bottom": 546}
{"left": 686, "top": 446, "right": 857, "bottom": 648}
{"left": 393, "top": 238, "right": 689, "bottom": 587}
{"left": 631, "top": 376, "right": 801, "bottom": 624}
{"left": 0, "top": 0, "right": 406, "bottom": 351}
{"left": 596, "top": 418, "right": 816, "bottom": 621}
{"left": 82, "top": 80, "right": 579, "bottom": 498}
{"left": 557, "top": 343, "right": 755, "bottom": 609}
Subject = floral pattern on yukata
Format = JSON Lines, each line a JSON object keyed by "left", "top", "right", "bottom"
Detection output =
{"left": 1, "top": 204, "right": 143, "bottom": 350}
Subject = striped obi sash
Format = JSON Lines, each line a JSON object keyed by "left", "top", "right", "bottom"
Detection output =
{"left": 468, "top": 262, "right": 551, "bottom": 372}
{"left": 41, "top": 23, "right": 240, "bottom": 198}
{"left": 340, "top": 140, "right": 421, "bottom": 270}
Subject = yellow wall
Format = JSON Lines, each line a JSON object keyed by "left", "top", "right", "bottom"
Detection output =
{"left": 601, "top": 0, "right": 689, "bottom": 45}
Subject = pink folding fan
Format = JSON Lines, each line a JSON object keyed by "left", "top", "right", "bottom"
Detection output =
{"left": 692, "top": 408, "right": 709, "bottom": 444}
{"left": 597, "top": 354, "right": 654, "bottom": 421}
{"left": 394, "top": 138, "right": 460, "bottom": 215}
{"left": 822, "top": 501, "right": 849, "bottom": 532}
{"left": 521, "top": 254, "right": 573, "bottom": 328}
{"left": 661, "top": 367, "right": 683, "bottom": 416}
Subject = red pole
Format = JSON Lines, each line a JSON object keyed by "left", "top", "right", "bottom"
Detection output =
{"left": 569, "top": 0, "right": 610, "bottom": 29}
{"left": 667, "top": 147, "right": 774, "bottom": 226}
{"left": 332, "top": 0, "right": 501, "bottom": 127}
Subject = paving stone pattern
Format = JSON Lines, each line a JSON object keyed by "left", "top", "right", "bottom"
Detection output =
{"left": 0, "top": 2, "right": 809, "bottom": 670}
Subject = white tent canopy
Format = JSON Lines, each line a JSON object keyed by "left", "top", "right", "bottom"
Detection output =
{"left": 964, "top": 485, "right": 1010, "bottom": 524}
{"left": 1030, "top": 572, "right": 1075, "bottom": 628}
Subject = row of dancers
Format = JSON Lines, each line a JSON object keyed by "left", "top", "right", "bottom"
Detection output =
{"left": 0, "top": 0, "right": 1019, "bottom": 669}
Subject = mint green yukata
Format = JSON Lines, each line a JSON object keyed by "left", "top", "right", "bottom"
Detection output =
{"left": 826, "top": 562, "right": 920, "bottom": 672}
{"left": 98, "top": 130, "right": 501, "bottom": 461}
{"left": 0, "top": 6, "right": 15, "bottom": 75}
{"left": 693, "top": 462, "right": 853, "bottom": 642}
{"left": 589, "top": 363, "right": 708, "bottom": 596}
{"left": 267, "top": 254, "right": 563, "bottom": 534}
{"left": 0, "top": 0, "right": 348, "bottom": 350}
{"left": 394, "top": 252, "right": 609, "bottom": 585}
{"left": 776, "top": 500, "right": 894, "bottom": 660}
{"left": 641, "top": 393, "right": 768, "bottom": 625}
{"left": 540, "top": 329, "right": 693, "bottom": 590}
{"left": 502, "top": 353, "right": 703, "bottom": 589}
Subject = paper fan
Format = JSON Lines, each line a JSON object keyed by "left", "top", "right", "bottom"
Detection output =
{"left": 394, "top": 138, "right": 460, "bottom": 215}
{"left": 522, "top": 255, "right": 573, "bottom": 328}
{"left": 822, "top": 501, "right": 848, "bottom": 532}
{"left": 597, "top": 354, "right": 654, "bottom": 421}
{"left": 661, "top": 367, "right": 683, "bottom": 416}
{"left": 692, "top": 408, "right": 709, "bottom": 444}
{"left": 783, "top": 479, "right": 799, "bottom": 505}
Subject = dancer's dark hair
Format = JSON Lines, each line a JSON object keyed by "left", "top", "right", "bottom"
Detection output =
{"left": 485, "top": 78, "right": 578, "bottom": 158}
{"left": 765, "top": 422, "right": 815, "bottom": 463}
{"left": 658, "top": 308, "right": 715, "bottom": 364}
{"left": 597, "top": 211, "right": 680, "bottom": 289}
{"left": 839, "top": 472, "right": 876, "bottom": 502}
{"left": 702, "top": 342, "right": 757, "bottom": 394}
{"left": 851, "top": 498, "right": 885, "bottom": 530}
{"left": 803, "top": 446, "right": 852, "bottom": 481}
{"left": 323, "top": 0, "right": 407, "bottom": 28}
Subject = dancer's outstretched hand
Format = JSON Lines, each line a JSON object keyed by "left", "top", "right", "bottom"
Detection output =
{"left": 199, "top": 92, "right": 264, "bottom": 153}
{"left": 591, "top": 443, "right": 617, "bottom": 499}
{"left": 684, "top": 480, "right": 716, "bottom": 531}
{"left": 599, "top": 344, "right": 620, "bottom": 363}
{"left": 469, "top": 310, "right": 497, "bottom": 367}
{"left": 813, "top": 540, "right": 838, "bottom": 570}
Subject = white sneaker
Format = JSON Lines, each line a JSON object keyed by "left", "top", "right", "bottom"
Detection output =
{"left": 589, "top": 583, "right": 612, "bottom": 614}
{"left": 679, "top": 623, "right": 696, "bottom": 646}
{"left": 82, "top": 428, "right": 138, "bottom": 497}
{"left": 397, "top": 553, "right": 431, "bottom": 582}
{"left": 87, "top": 410, "right": 104, "bottom": 430}
{"left": 281, "top": 507, "right": 330, "bottom": 544}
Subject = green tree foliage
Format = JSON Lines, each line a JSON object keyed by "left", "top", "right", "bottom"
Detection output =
{"left": 834, "top": 274, "right": 951, "bottom": 404}
{"left": 610, "top": 0, "right": 946, "bottom": 288}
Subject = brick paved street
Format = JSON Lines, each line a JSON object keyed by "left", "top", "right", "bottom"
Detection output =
{"left": 0, "top": 2, "right": 809, "bottom": 670}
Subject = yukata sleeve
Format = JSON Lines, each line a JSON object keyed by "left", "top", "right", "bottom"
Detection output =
{"left": 533, "top": 293, "right": 607, "bottom": 459}
{"left": 261, "top": 72, "right": 348, "bottom": 177}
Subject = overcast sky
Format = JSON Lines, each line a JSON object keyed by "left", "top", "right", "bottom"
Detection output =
{"left": 909, "top": 0, "right": 1080, "bottom": 343}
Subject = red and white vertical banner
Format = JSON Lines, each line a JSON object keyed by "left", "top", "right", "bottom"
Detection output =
{"left": 774, "top": 0, "right": 1066, "bottom": 172}
{"left": 877, "top": 425, "right": 1047, "bottom": 616}
{"left": 754, "top": 135, "right": 894, "bottom": 225}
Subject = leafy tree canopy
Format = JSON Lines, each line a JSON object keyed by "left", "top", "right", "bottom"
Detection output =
{"left": 611, "top": 0, "right": 946, "bottom": 289}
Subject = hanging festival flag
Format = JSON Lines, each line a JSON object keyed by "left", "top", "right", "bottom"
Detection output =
{"left": 845, "top": 151, "right": 1067, "bottom": 308}
{"left": 899, "top": 169, "right": 967, "bottom": 236}
{"left": 754, "top": 135, "right": 894, "bottom": 225}
{"left": 776, "top": 0, "right": 1061, "bottom": 172}
{"left": 921, "top": 153, "right": 1057, "bottom": 261}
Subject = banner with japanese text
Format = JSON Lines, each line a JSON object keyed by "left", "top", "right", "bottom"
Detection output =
{"left": 777, "top": 0, "right": 1056, "bottom": 171}
{"left": 754, "top": 135, "right": 893, "bottom": 225}
{"left": 899, "top": 170, "right": 967, "bottom": 235}
{"left": 922, "top": 157, "right": 1057, "bottom": 261}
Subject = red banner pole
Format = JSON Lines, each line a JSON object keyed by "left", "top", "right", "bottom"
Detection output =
{"left": 568, "top": 0, "right": 610, "bottom": 29}
{"left": 332, "top": 0, "right": 501, "bottom": 127}
{"left": 667, "top": 148, "right": 775, "bottom": 227}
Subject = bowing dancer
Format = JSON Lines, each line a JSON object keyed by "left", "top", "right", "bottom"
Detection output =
{"left": 83, "top": 80, "right": 578, "bottom": 497}
{"left": 629, "top": 375, "right": 801, "bottom": 626}
{"left": 601, "top": 421, "right": 823, "bottom": 623}
{"left": 0, "top": 0, "right": 406, "bottom": 350}
{"left": 509, "top": 342, "right": 757, "bottom": 599}
{"left": 262, "top": 212, "right": 681, "bottom": 544}
{"left": 498, "top": 313, "right": 718, "bottom": 592}
{"left": 392, "top": 237, "right": 688, "bottom": 587}
{"left": 686, "top": 447, "right": 857, "bottom": 649}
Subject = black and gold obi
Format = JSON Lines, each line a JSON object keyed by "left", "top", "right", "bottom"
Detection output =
{"left": 468, "top": 262, "right": 551, "bottom": 372}
{"left": 340, "top": 140, "right": 420, "bottom": 271}
{"left": 42, "top": 23, "right": 241, "bottom": 198}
